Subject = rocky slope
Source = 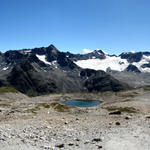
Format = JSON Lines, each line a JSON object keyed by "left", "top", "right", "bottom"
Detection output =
{"left": 0, "top": 89, "right": 150, "bottom": 150}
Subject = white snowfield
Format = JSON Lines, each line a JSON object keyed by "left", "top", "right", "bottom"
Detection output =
{"left": 36, "top": 54, "right": 58, "bottom": 68}
{"left": 36, "top": 54, "right": 52, "bottom": 65}
{"left": 75, "top": 56, "right": 129, "bottom": 72}
{"left": 2, "top": 67, "right": 9, "bottom": 71}
{"left": 75, "top": 55, "right": 150, "bottom": 72}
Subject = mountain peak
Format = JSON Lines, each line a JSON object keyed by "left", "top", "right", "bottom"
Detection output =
{"left": 47, "top": 44, "right": 59, "bottom": 54}
{"left": 92, "top": 49, "right": 106, "bottom": 55}
{"left": 48, "top": 44, "right": 57, "bottom": 49}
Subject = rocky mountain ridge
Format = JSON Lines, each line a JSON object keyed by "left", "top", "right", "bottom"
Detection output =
{"left": 0, "top": 45, "right": 129, "bottom": 96}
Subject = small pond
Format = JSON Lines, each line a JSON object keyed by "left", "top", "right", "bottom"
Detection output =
{"left": 62, "top": 99, "right": 101, "bottom": 107}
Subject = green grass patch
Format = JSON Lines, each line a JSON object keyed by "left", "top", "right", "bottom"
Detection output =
{"left": 122, "top": 99, "right": 133, "bottom": 102}
{"left": 36, "top": 103, "right": 51, "bottom": 109}
{"left": 26, "top": 108, "right": 38, "bottom": 114}
{"left": 119, "top": 94, "right": 137, "bottom": 98}
{"left": 0, "top": 103, "right": 10, "bottom": 107}
{"left": 26, "top": 103, "right": 50, "bottom": 114}
{"left": 0, "top": 87, "right": 18, "bottom": 93}
{"left": 106, "top": 107, "right": 137, "bottom": 113}
{"left": 50, "top": 102, "right": 69, "bottom": 112}
{"left": 143, "top": 87, "right": 150, "bottom": 91}
{"left": 26, "top": 102, "right": 69, "bottom": 114}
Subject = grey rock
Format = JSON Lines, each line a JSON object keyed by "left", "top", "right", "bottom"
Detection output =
{"left": 92, "top": 138, "right": 102, "bottom": 142}
{"left": 116, "top": 122, "right": 121, "bottom": 125}
{"left": 55, "top": 143, "right": 64, "bottom": 148}
{"left": 109, "top": 110, "right": 121, "bottom": 115}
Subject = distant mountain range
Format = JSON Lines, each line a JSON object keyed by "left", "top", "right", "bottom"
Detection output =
{"left": 0, "top": 44, "right": 149, "bottom": 96}
{"left": 66, "top": 50, "right": 150, "bottom": 73}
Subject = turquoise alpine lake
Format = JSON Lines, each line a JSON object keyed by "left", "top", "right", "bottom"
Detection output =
{"left": 62, "top": 99, "right": 101, "bottom": 107}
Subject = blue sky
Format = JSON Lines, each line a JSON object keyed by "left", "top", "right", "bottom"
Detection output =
{"left": 0, "top": 0, "right": 150, "bottom": 54}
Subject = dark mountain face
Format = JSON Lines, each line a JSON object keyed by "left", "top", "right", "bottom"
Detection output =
{"left": 0, "top": 45, "right": 128, "bottom": 96}
{"left": 143, "top": 52, "right": 150, "bottom": 56}
{"left": 125, "top": 64, "right": 141, "bottom": 73}
{"left": 119, "top": 52, "right": 150, "bottom": 63}
{"left": 7, "top": 60, "right": 58, "bottom": 96}
{"left": 82, "top": 69, "right": 126, "bottom": 92}
{"left": 119, "top": 52, "right": 143, "bottom": 63}
{"left": 141, "top": 63, "right": 150, "bottom": 68}
{"left": 4, "top": 51, "right": 26, "bottom": 64}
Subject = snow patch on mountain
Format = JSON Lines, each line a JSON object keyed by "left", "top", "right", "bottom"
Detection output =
{"left": 2, "top": 67, "right": 9, "bottom": 71}
{"left": 75, "top": 55, "right": 150, "bottom": 72}
{"left": 75, "top": 56, "right": 129, "bottom": 71}
{"left": 24, "top": 50, "right": 31, "bottom": 53}
{"left": 36, "top": 54, "right": 51, "bottom": 65}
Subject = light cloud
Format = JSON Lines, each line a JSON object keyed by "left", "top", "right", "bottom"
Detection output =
{"left": 83, "top": 48, "right": 93, "bottom": 53}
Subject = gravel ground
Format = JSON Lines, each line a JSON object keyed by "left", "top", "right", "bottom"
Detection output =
{"left": 0, "top": 89, "right": 150, "bottom": 150}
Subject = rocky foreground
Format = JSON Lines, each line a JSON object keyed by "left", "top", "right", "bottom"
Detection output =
{"left": 0, "top": 89, "right": 150, "bottom": 150}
